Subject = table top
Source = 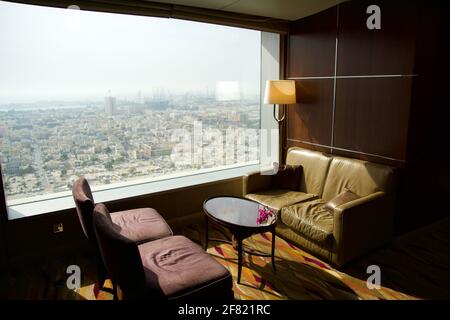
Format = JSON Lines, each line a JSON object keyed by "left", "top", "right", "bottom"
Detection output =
{"left": 203, "top": 196, "right": 277, "bottom": 229}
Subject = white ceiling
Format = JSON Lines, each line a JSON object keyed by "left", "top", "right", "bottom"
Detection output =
{"left": 150, "top": 0, "right": 349, "bottom": 21}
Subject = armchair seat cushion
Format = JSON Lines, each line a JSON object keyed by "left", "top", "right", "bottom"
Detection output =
{"left": 245, "top": 190, "right": 317, "bottom": 211}
{"left": 281, "top": 199, "right": 334, "bottom": 244}
{"left": 139, "top": 235, "right": 232, "bottom": 300}
{"left": 111, "top": 208, "right": 173, "bottom": 244}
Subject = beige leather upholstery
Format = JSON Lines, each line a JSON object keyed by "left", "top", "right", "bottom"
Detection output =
{"left": 246, "top": 190, "right": 317, "bottom": 212}
{"left": 281, "top": 199, "right": 333, "bottom": 244}
{"left": 332, "top": 191, "right": 393, "bottom": 266}
{"left": 242, "top": 171, "right": 273, "bottom": 196}
{"left": 242, "top": 147, "right": 396, "bottom": 267}
{"left": 322, "top": 156, "right": 394, "bottom": 201}
{"left": 286, "top": 147, "right": 332, "bottom": 197}
{"left": 276, "top": 223, "right": 333, "bottom": 262}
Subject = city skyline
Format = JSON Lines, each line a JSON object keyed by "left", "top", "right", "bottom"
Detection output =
{"left": 0, "top": 87, "right": 261, "bottom": 108}
{"left": 0, "top": 93, "right": 261, "bottom": 201}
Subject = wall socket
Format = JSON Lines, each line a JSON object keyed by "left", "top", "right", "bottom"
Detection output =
{"left": 53, "top": 223, "right": 64, "bottom": 233}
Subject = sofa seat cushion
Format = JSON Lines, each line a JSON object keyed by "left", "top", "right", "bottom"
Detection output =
{"left": 245, "top": 190, "right": 317, "bottom": 211}
{"left": 111, "top": 208, "right": 173, "bottom": 244}
{"left": 138, "top": 235, "right": 232, "bottom": 300}
{"left": 281, "top": 199, "right": 334, "bottom": 243}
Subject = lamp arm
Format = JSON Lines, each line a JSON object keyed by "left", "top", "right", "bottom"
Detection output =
{"left": 273, "top": 104, "right": 286, "bottom": 122}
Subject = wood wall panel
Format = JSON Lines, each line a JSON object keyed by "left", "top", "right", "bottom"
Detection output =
{"left": 330, "top": 148, "right": 405, "bottom": 168}
{"left": 287, "top": 79, "right": 334, "bottom": 147}
{"left": 337, "top": 0, "right": 418, "bottom": 76}
{"left": 287, "top": 140, "right": 331, "bottom": 154}
{"left": 333, "top": 77, "right": 413, "bottom": 160}
{"left": 287, "top": 0, "right": 419, "bottom": 164}
{"left": 288, "top": 6, "right": 337, "bottom": 77}
{"left": 395, "top": 0, "right": 450, "bottom": 234}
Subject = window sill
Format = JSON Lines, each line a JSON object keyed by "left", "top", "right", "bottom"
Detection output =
{"left": 7, "top": 163, "right": 260, "bottom": 220}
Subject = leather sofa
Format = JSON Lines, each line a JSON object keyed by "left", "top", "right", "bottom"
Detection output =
{"left": 243, "top": 147, "right": 396, "bottom": 267}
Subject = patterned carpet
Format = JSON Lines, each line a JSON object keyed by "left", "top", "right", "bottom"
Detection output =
{"left": 343, "top": 216, "right": 450, "bottom": 299}
{"left": 76, "top": 223, "right": 418, "bottom": 300}
{"left": 4, "top": 218, "right": 450, "bottom": 300}
{"left": 4, "top": 217, "right": 447, "bottom": 300}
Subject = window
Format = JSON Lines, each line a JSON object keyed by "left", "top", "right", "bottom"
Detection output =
{"left": 0, "top": 1, "right": 279, "bottom": 210}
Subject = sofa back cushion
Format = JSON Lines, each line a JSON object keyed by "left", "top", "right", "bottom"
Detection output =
{"left": 93, "top": 203, "right": 146, "bottom": 297}
{"left": 286, "top": 147, "right": 332, "bottom": 197}
{"left": 322, "top": 156, "right": 394, "bottom": 202}
{"left": 72, "top": 177, "right": 96, "bottom": 242}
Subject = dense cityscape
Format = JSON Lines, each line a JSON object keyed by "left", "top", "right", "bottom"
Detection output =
{"left": 0, "top": 93, "right": 260, "bottom": 201}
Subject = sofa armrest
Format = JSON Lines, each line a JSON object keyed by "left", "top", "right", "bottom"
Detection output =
{"left": 332, "top": 191, "right": 394, "bottom": 266}
{"left": 242, "top": 171, "right": 273, "bottom": 197}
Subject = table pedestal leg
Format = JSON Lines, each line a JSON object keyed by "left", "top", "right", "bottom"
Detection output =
{"left": 237, "top": 236, "right": 243, "bottom": 284}
{"left": 204, "top": 216, "right": 208, "bottom": 250}
{"left": 271, "top": 230, "right": 276, "bottom": 272}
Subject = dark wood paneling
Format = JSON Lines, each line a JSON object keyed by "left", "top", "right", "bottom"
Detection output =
{"left": 6, "top": 209, "right": 87, "bottom": 264}
{"left": 287, "top": 140, "right": 331, "bottom": 154}
{"left": 287, "top": 79, "right": 334, "bottom": 147}
{"left": 288, "top": 7, "right": 337, "bottom": 77}
{"left": 334, "top": 77, "right": 412, "bottom": 160}
{"left": 337, "top": 0, "right": 418, "bottom": 76}
{"left": 395, "top": 0, "right": 450, "bottom": 234}
{"left": 330, "top": 148, "right": 405, "bottom": 168}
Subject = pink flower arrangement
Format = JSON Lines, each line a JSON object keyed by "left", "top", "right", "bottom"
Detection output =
{"left": 257, "top": 207, "right": 274, "bottom": 224}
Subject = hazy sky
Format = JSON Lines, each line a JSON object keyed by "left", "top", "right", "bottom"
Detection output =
{"left": 0, "top": 1, "right": 261, "bottom": 104}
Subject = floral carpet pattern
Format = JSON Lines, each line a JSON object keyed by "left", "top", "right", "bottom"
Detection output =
{"left": 184, "top": 226, "right": 416, "bottom": 300}
{"left": 2, "top": 217, "right": 448, "bottom": 300}
{"left": 76, "top": 224, "right": 418, "bottom": 300}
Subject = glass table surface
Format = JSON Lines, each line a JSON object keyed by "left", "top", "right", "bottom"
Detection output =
{"left": 203, "top": 197, "right": 276, "bottom": 228}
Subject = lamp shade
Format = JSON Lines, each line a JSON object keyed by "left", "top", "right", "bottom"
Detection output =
{"left": 264, "top": 80, "right": 296, "bottom": 104}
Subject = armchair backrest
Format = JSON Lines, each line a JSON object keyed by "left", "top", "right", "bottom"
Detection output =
{"left": 286, "top": 147, "right": 332, "bottom": 197}
{"left": 93, "top": 203, "right": 148, "bottom": 299}
{"left": 72, "top": 177, "right": 96, "bottom": 242}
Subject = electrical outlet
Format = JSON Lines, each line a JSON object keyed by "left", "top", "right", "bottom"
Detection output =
{"left": 53, "top": 223, "right": 64, "bottom": 233}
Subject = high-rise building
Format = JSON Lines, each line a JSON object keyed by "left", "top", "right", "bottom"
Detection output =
{"left": 104, "top": 96, "right": 116, "bottom": 116}
{"left": 136, "top": 90, "right": 144, "bottom": 104}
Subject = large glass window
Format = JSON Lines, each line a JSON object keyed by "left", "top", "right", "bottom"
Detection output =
{"left": 0, "top": 1, "right": 267, "bottom": 204}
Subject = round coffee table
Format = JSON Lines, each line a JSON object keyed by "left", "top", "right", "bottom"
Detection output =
{"left": 203, "top": 196, "right": 277, "bottom": 284}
